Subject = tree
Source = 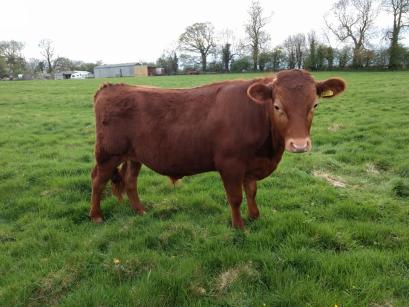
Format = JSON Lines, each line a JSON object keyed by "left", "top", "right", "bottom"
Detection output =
{"left": 179, "top": 54, "right": 201, "bottom": 72}
{"left": 0, "top": 40, "right": 26, "bottom": 77}
{"left": 293, "top": 33, "right": 306, "bottom": 69}
{"left": 383, "top": 0, "right": 409, "bottom": 69}
{"left": 402, "top": 46, "right": 409, "bottom": 67}
{"left": 258, "top": 52, "right": 272, "bottom": 71}
{"left": 221, "top": 43, "right": 232, "bottom": 71}
{"left": 271, "top": 47, "right": 285, "bottom": 71}
{"left": 76, "top": 61, "right": 103, "bottom": 73}
{"left": 325, "top": 0, "right": 378, "bottom": 68}
{"left": 157, "top": 51, "right": 179, "bottom": 74}
{"left": 219, "top": 29, "right": 240, "bottom": 71}
{"left": 283, "top": 36, "right": 297, "bottom": 69}
{"left": 179, "top": 22, "right": 216, "bottom": 72}
{"left": 362, "top": 49, "right": 376, "bottom": 67}
{"left": 245, "top": 0, "right": 272, "bottom": 70}
{"left": 230, "top": 56, "right": 251, "bottom": 72}
{"left": 38, "top": 39, "right": 56, "bottom": 73}
{"left": 54, "top": 57, "right": 74, "bottom": 72}
{"left": 25, "top": 58, "right": 43, "bottom": 77}
{"left": 0, "top": 40, "right": 24, "bottom": 58}
{"left": 316, "top": 45, "right": 327, "bottom": 70}
{"left": 338, "top": 46, "right": 352, "bottom": 68}
{"left": 326, "top": 46, "right": 335, "bottom": 70}
{"left": 305, "top": 31, "right": 318, "bottom": 70}
{"left": 0, "top": 56, "right": 7, "bottom": 78}
{"left": 373, "top": 47, "right": 390, "bottom": 68}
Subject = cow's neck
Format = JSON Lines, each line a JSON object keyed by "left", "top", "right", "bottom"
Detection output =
{"left": 269, "top": 122, "right": 285, "bottom": 159}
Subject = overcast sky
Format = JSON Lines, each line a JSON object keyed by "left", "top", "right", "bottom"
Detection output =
{"left": 1, "top": 0, "right": 402, "bottom": 64}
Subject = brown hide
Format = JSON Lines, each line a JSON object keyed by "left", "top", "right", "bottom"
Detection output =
{"left": 94, "top": 79, "right": 273, "bottom": 176}
{"left": 90, "top": 69, "right": 346, "bottom": 228}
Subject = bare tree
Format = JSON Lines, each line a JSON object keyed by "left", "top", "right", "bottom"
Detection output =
{"left": 283, "top": 34, "right": 306, "bottom": 69}
{"left": 219, "top": 29, "right": 240, "bottom": 71}
{"left": 245, "top": 0, "right": 272, "bottom": 70}
{"left": 38, "top": 39, "right": 55, "bottom": 74}
{"left": 179, "top": 22, "right": 216, "bottom": 72}
{"left": 325, "top": 0, "right": 379, "bottom": 68}
{"left": 0, "top": 40, "right": 24, "bottom": 58}
{"left": 305, "top": 31, "right": 318, "bottom": 70}
{"left": 293, "top": 33, "right": 306, "bottom": 69}
{"left": 283, "top": 36, "right": 296, "bottom": 69}
{"left": 271, "top": 46, "right": 285, "bottom": 71}
{"left": 383, "top": 0, "right": 409, "bottom": 68}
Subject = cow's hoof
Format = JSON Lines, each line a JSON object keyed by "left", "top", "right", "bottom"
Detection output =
{"left": 232, "top": 220, "right": 245, "bottom": 229}
{"left": 133, "top": 208, "right": 146, "bottom": 215}
{"left": 137, "top": 210, "right": 146, "bottom": 216}
{"left": 248, "top": 211, "right": 260, "bottom": 220}
{"left": 90, "top": 216, "right": 104, "bottom": 224}
{"left": 132, "top": 203, "right": 146, "bottom": 215}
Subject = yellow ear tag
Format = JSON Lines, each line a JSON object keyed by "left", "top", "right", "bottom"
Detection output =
{"left": 321, "top": 89, "right": 334, "bottom": 97}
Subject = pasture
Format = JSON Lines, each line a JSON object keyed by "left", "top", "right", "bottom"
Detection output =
{"left": 1, "top": 71, "right": 409, "bottom": 306}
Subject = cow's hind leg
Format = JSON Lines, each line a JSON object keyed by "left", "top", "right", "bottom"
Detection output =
{"left": 124, "top": 161, "right": 145, "bottom": 215}
{"left": 90, "top": 157, "right": 121, "bottom": 223}
{"left": 243, "top": 179, "right": 260, "bottom": 220}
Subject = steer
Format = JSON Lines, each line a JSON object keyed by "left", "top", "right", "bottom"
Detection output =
{"left": 90, "top": 69, "right": 346, "bottom": 228}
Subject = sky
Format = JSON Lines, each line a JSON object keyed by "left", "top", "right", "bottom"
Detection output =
{"left": 1, "top": 0, "right": 402, "bottom": 64}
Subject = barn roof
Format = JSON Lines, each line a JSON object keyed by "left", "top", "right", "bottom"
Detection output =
{"left": 94, "top": 62, "right": 141, "bottom": 69}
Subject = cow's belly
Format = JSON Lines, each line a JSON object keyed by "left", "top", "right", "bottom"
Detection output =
{"left": 132, "top": 140, "right": 216, "bottom": 177}
{"left": 142, "top": 156, "right": 215, "bottom": 177}
{"left": 244, "top": 157, "right": 280, "bottom": 181}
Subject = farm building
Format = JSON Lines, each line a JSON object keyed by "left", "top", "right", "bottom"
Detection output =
{"left": 94, "top": 63, "right": 164, "bottom": 78}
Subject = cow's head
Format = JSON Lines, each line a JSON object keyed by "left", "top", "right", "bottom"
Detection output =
{"left": 247, "top": 69, "right": 346, "bottom": 153}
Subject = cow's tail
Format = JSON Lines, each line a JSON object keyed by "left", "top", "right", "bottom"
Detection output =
{"left": 111, "top": 161, "right": 127, "bottom": 201}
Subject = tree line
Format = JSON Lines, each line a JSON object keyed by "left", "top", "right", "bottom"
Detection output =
{"left": 0, "top": 39, "right": 101, "bottom": 79}
{"left": 158, "top": 0, "right": 409, "bottom": 74}
{"left": 1, "top": 0, "right": 408, "bottom": 79}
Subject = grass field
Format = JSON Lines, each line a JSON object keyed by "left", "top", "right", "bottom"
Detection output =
{"left": 1, "top": 71, "right": 409, "bottom": 306}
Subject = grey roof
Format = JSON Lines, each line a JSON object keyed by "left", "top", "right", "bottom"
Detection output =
{"left": 94, "top": 62, "right": 141, "bottom": 69}
{"left": 55, "top": 71, "right": 75, "bottom": 74}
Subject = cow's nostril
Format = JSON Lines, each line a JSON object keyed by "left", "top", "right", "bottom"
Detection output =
{"left": 291, "top": 142, "right": 307, "bottom": 150}
{"left": 286, "top": 138, "right": 311, "bottom": 153}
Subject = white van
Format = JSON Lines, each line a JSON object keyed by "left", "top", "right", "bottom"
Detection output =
{"left": 71, "top": 71, "right": 90, "bottom": 79}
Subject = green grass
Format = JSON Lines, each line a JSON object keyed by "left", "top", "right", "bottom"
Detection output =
{"left": 1, "top": 71, "right": 409, "bottom": 306}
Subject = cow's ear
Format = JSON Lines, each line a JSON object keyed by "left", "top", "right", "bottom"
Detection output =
{"left": 247, "top": 82, "right": 273, "bottom": 104}
{"left": 316, "top": 78, "right": 346, "bottom": 98}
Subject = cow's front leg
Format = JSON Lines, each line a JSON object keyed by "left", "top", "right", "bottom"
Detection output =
{"left": 243, "top": 179, "right": 259, "bottom": 220}
{"left": 219, "top": 161, "right": 246, "bottom": 228}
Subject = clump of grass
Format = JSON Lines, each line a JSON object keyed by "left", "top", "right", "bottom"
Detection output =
{"left": 215, "top": 261, "right": 259, "bottom": 292}
{"left": 390, "top": 179, "right": 409, "bottom": 198}
{"left": 397, "top": 163, "right": 409, "bottom": 178}
{"left": 374, "top": 158, "right": 392, "bottom": 172}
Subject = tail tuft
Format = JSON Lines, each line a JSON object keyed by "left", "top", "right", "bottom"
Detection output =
{"left": 111, "top": 162, "right": 127, "bottom": 201}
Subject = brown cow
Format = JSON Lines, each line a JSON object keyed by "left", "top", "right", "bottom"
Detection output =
{"left": 90, "top": 69, "right": 346, "bottom": 228}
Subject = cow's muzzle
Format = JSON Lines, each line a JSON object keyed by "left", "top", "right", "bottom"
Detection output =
{"left": 285, "top": 137, "right": 311, "bottom": 153}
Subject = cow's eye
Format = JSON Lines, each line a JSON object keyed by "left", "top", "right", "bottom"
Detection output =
{"left": 274, "top": 105, "right": 281, "bottom": 111}
{"left": 313, "top": 103, "right": 319, "bottom": 109}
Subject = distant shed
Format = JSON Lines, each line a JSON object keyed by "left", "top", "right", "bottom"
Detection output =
{"left": 55, "top": 71, "right": 76, "bottom": 80}
{"left": 94, "top": 63, "right": 163, "bottom": 78}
